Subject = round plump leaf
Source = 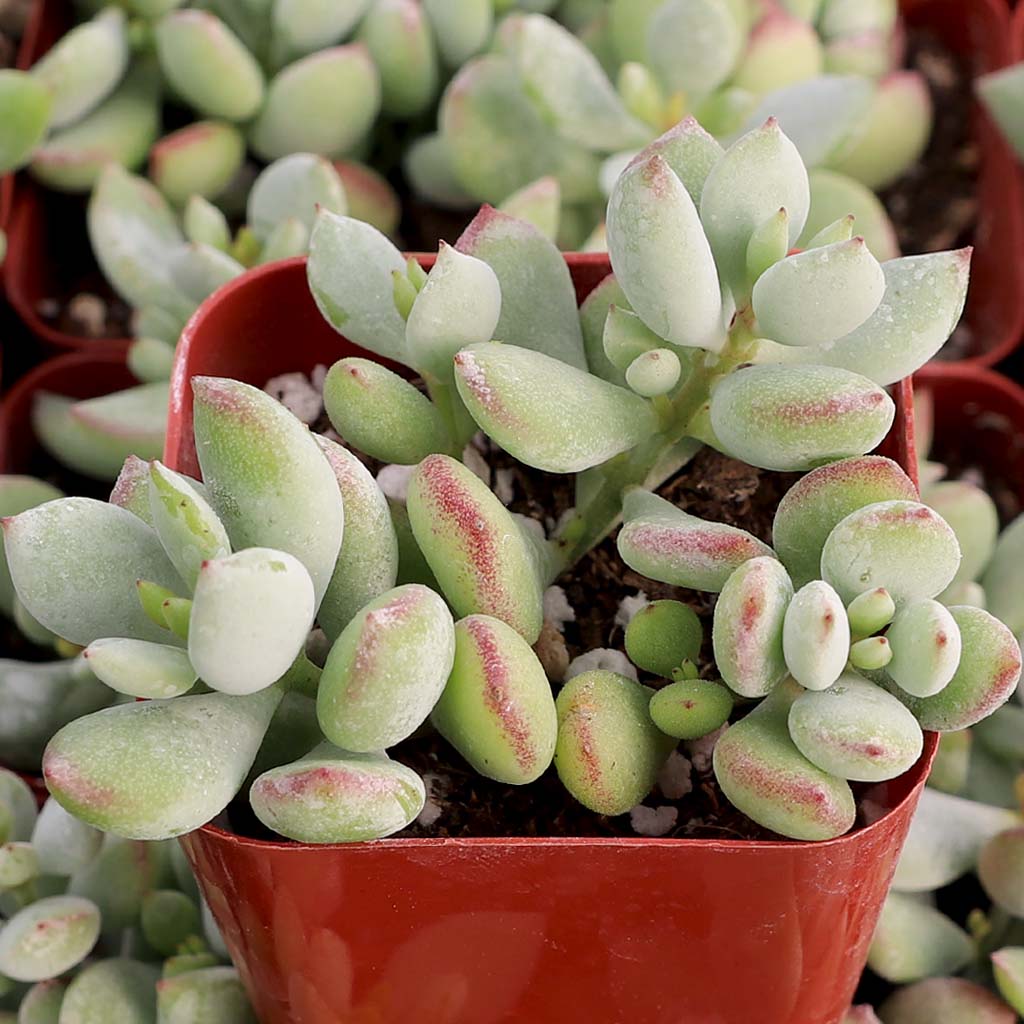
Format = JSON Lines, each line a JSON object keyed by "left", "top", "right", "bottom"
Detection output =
{"left": 798, "top": 168, "right": 899, "bottom": 261}
{"left": 150, "top": 121, "right": 245, "bottom": 206}
{"left": 982, "top": 513, "right": 1024, "bottom": 635}
{"left": 0, "top": 475, "right": 63, "bottom": 617}
{"left": 31, "top": 799, "right": 103, "bottom": 877}
{"left": 84, "top": 638, "right": 197, "bottom": 700}
{"left": 992, "top": 948, "right": 1024, "bottom": 1017}
{"left": 877, "top": 977, "right": 1016, "bottom": 1024}
{"left": 156, "top": 965, "right": 256, "bottom": 1024}
{"left": 624, "top": 600, "right": 703, "bottom": 677}
{"left": 359, "top": 0, "right": 438, "bottom": 117}
{"left": 846, "top": 587, "right": 897, "bottom": 637}
{"left": 246, "top": 153, "right": 346, "bottom": 243}
{"left": 979, "top": 828, "right": 1024, "bottom": 917}
{"left": 0, "top": 896, "right": 99, "bottom": 982}
{"left": 649, "top": 679, "right": 732, "bottom": 740}
{"left": 59, "top": 958, "right": 159, "bottom": 1023}
{"left": 18, "top": 979, "right": 67, "bottom": 1024}
{"left": 0, "top": 71, "right": 51, "bottom": 174}
{"left": 782, "top": 580, "right": 849, "bottom": 691}
{"left": 141, "top": 890, "right": 201, "bottom": 957}
{"left": 885, "top": 599, "right": 961, "bottom": 698}
{"left": 923, "top": 481, "right": 999, "bottom": 594}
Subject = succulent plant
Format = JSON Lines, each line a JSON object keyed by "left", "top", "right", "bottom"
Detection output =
{"left": 978, "top": 62, "right": 1024, "bottom": 165}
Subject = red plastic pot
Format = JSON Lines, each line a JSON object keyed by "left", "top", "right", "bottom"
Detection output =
{"left": 171, "top": 255, "right": 932, "bottom": 1024}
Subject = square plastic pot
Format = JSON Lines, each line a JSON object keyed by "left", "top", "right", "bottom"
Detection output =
{"left": 170, "top": 254, "right": 934, "bottom": 1024}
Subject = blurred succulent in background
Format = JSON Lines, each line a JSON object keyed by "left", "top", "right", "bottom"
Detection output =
{"left": 978, "top": 61, "right": 1024, "bottom": 165}
{"left": 0, "top": 770, "right": 254, "bottom": 1021}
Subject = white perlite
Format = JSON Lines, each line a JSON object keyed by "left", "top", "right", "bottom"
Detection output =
{"left": 615, "top": 591, "right": 649, "bottom": 629}
{"left": 416, "top": 772, "right": 446, "bottom": 827}
{"left": 376, "top": 464, "right": 417, "bottom": 501}
{"left": 462, "top": 444, "right": 491, "bottom": 485}
{"left": 686, "top": 724, "right": 729, "bottom": 774}
{"left": 629, "top": 805, "right": 678, "bottom": 837}
{"left": 543, "top": 586, "right": 576, "bottom": 633}
{"left": 565, "top": 648, "right": 638, "bottom": 682}
{"left": 494, "top": 468, "right": 516, "bottom": 505}
{"left": 264, "top": 371, "right": 323, "bottom": 425}
{"left": 657, "top": 751, "right": 693, "bottom": 800}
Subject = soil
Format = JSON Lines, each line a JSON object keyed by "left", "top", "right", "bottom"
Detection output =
{"left": 0, "top": 0, "right": 30, "bottom": 68}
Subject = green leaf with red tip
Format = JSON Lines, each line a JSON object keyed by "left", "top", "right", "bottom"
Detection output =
{"left": 189, "top": 548, "right": 315, "bottom": 696}
{"left": 0, "top": 477, "right": 63, "bottom": 618}
{"left": 407, "top": 455, "right": 544, "bottom": 642}
{"left": 746, "top": 207, "right": 790, "bottom": 287}
{"left": 109, "top": 457, "right": 155, "bottom": 526}
{"left": 713, "top": 681, "right": 856, "bottom": 840}
{"left": 251, "top": 742, "right": 424, "bottom": 843}
{"left": 699, "top": 119, "right": 810, "bottom": 291}
{"left": 0, "top": 897, "right": 99, "bottom": 982}
{"left": 731, "top": 10, "right": 823, "bottom": 95}
{"left": 453, "top": 343, "right": 657, "bottom": 473}
{"left": 433, "top": 614, "right": 557, "bottom": 785}
{"left": 799, "top": 168, "right": 899, "bottom": 261}
{"left": 315, "top": 437, "right": 399, "bottom": 641}
{"left": 607, "top": 154, "right": 723, "bottom": 351}
{"left": 359, "top": 0, "right": 438, "bottom": 117}
{"left": 58, "top": 959, "right": 158, "bottom": 1023}
{"left": 627, "top": 117, "right": 724, "bottom": 208}
{"left": 868, "top": 892, "right": 973, "bottom": 984}
{"left": 885, "top": 600, "right": 961, "bottom": 698}
{"left": 333, "top": 160, "right": 400, "bottom": 238}
{"left": 247, "top": 153, "right": 346, "bottom": 244}
{"left": 783, "top": 580, "right": 849, "bottom": 690}
{"left": 555, "top": 670, "right": 674, "bottom": 815}
{"left": 456, "top": 206, "right": 587, "bottom": 368}
{"left": 710, "top": 364, "right": 894, "bottom": 472}
{"left": 978, "top": 64, "right": 1024, "bottom": 163}
{"left": 649, "top": 679, "right": 732, "bottom": 740}
{"left": 318, "top": 584, "right": 455, "bottom": 752}
{"left": 924, "top": 481, "right": 999, "bottom": 593}
{"left": 992, "top": 948, "right": 1024, "bottom": 1016}
{"left": 3, "top": 498, "right": 183, "bottom": 646}
{"left": 31, "top": 799, "right": 103, "bottom": 877}
{"left": 713, "top": 556, "right": 793, "bottom": 697}
{"left": 0, "top": 71, "right": 51, "bottom": 175}
{"left": 624, "top": 599, "right": 702, "bottom": 677}
{"left": 250, "top": 45, "right": 381, "bottom": 160}
{"left": 156, "top": 966, "right": 255, "bottom": 1023}
{"left": 307, "top": 210, "right": 409, "bottom": 364}
{"left": 43, "top": 687, "right": 281, "bottom": 840}
{"left": 191, "top": 376, "right": 344, "bottom": 605}
{"left": 150, "top": 121, "right": 244, "bottom": 206}
{"left": 982, "top": 514, "right": 1024, "bottom": 636}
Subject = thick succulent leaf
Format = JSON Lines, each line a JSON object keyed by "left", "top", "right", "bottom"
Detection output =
{"left": 789, "top": 673, "right": 922, "bottom": 781}
{"left": 618, "top": 488, "right": 774, "bottom": 592}
{"left": 323, "top": 358, "right": 452, "bottom": 464}
{"left": 603, "top": 304, "right": 665, "bottom": 373}
{"left": 713, "top": 556, "right": 793, "bottom": 697}
{"left": 709, "top": 364, "right": 894, "bottom": 472}
{"left": 554, "top": 670, "right": 674, "bottom": 815}
{"left": 746, "top": 207, "right": 790, "bottom": 287}
{"left": 31, "top": 799, "right": 103, "bottom": 877}
{"left": 829, "top": 72, "right": 932, "bottom": 190}
{"left": 752, "top": 238, "right": 885, "bottom": 347}
{"left": 0, "top": 770, "right": 36, "bottom": 843}
{"left": 141, "top": 890, "right": 201, "bottom": 956}
{"left": 150, "top": 120, "right": 245, "bottom": 206}
{"left": 868, "top": 893, "right": 973, "bottom": 984}
{"left": 307, "top": 211, "right": 408, "bottom": 364}
{"left": 359, "top": 0, "right": 438, "bottom": 118}
{"left": 87, "top": 165, "right": 191, "bottom": 317}
{"left": 43, "top": 687, "right": 281, "bottom": 840}
{"left": 878, "top": 978, "right": 1016, "bottom": 1024}
{"left": 892, "top": 606, "right": 1020, "bottom": 731}
{"left": 731, "top": 10, "right": 823, "bottom": 96}
{"left": 406, "top": 243, "right": 501, "bottom": 380}
{"left": 979, "top": 828, "right": 1024, "bottom": 917}
{"left": 318, "top": 585, "right": 455, "bottom": 751}
{"left": 0, "top": 477, "right": 63, "bottom": 617}
{"left": 19, "top": 980, "right": 67, "bottom": 1023}
{"left": 271, "top": 0, "right": 372, "bottom": 63}
{"left": 315, "top": 437, "right": 399, "bottom": 641}
{"left": 250, "top": 44, "right": 381, "bottom": 160}
{"left": 433, "top": 614, "right": 557, "bottom": 785}
{"left": 624, "top": 599, "right": 703, "bottom": 677}
{"left": 822, "top": 500, "right": 961, "bottom": 607}
{"left": 407, "top": 455, "right": 544, "bottom": 642}
{"left": 609, "top": 0, "right": 663, "bottom": 63}
{"left": 927, "top": 730, "right": 971, "bottom": 795}
{"left": 128, "top": 337, "right": 176, "bottom": 384}
{"left": 169, "top": 243, "right": 244, "bottom": 306}
{"left": 978, "top": 64, "right": 1024, "bottom": 163}
{"left": 456, "top": 206, "right": 587, "bottom": 368}
{"left": 189, "top": 548, "right": 315, "bottom": 696}
{"left": 423, "top": 0, "right": 493, "bottom": 68}
{"left": 0, "top": 71, "right": 51, "bottom": 175}
{"left": 699, "top": 119, "right": 810, "bottom": 292}
{"left": 783, "top": 580, "right": 849, "bottom": 690}
{"left": 192, "top": 376, "right": 344, "bottom": 605}
{"left": 924, "top": 481, "right": 998, "bottom": 592}
{"left": 404, "top": 132, "right": 476, "bottom": 210}
{"left": 333, "top": 160, "right": 400, "bottom": 238}
{"left": 148, "top": 462, "right": 230, "bottom": 590}
{"left": 3, "top": 498, "right": 183, "bottom": 646}
{"left": 983, "top": 514, "right": 1024, "bottom": 635}
{"left": 109, "top": 456, "right": 155, "bottom": 525}
{"left": 83, "top": 638, "right": 197, "bottom": 699}
{"left": 579, "top": 273, "right": 630, "bottom": 385}
{"left": 819, "top": 0, "right": 896, "bottom": 38}
{"left": 0, "top": 896, "right": 100, "bottom": 982}
{"left": 799, "top": 168, "right": 899, "bottom": 261}
{"left": 713, "top": 681, "right": 856, "bottom": 840}
{"left": 497, "top": 176, "right": 560, "bottom": 242}
{"left": 247, "top": 153, "right": 346, "bottom": 243}
{"left": 627, "top": 117, "right": 724, "bottom": 208}
{"left": 155, "top": 10, "right": 264, "bottom": 121}
{"left": 453, "top": 343, "right": 657, "bottom": 473}
{"left": 993, "top": 948, "right": 1024, "bottom": 1016}
{"left": 649, "top": 679, "right": 732, "bottom": 740}
{"left": 251, "top": 743, "right": 424, "bottom": 843}
{"left": 157, "top": 966, "right": 255, "bottom": 1023}
{"left": 58, "top": 959, "right": 158, "bottom": 1023}
{"left": 886, "top": 600, "right": 961, "bottom": 698}
{"left": 29, "top": 7, "right": 128, "bottom": 129}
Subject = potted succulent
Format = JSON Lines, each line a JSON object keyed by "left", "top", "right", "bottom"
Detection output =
{"left": 4, "top": 120, "right": 1019, "bottom": 1024}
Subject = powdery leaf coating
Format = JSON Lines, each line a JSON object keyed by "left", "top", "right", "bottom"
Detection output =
{"left": 0, "top": 476, "right": 63, "bottom": 617}
{"left": 713, "top": 556, "right": 793, "bottom": 697}
{"left": 867, "top": 892, "right": 973, "bottom": 984}
{"left": 423, "top": 0, "right": 493, "bottom": 68}
{"left": 148, "top": 462, "right": 230, "bottom": 590}
{"left": 992, "top": 948, "right": 1024, "bottom": 1016}
{"left": 0, "top": 71, "right": 50, "bottom": 174}
{"left": 602, "top": 306, "right": 665, "bottom": 372}
{"left": 58, "top": 959, "right": 159, "bottom": 1023}
{"left": 579, "top": 273, "right": 630, "bottom": 386}
{"left": 406, "top": 243, "right": 502, "bottom": 380}
{"left": 109, "top": 456, "right": 155, "bottom": 525}
{"left": 250, "top": 743, "right": 424, "bottom": 843}
{"left": 456, "top": 206, "right": 587, "bottom": 369}
{"left": 625, "top": 118, "right": 724, "bottom": 208}
{"left": 156, "top": 965, "right": 256, "bottom": 1023}
{"left": 150, "top": 121, "right": 245, "bottom": 207}
{"left": 752, "top": 238, "right": 885, "bottom": 347}
{"left": 607, "top": 154, "right": 723, "bottom": 352}
{"left": 359, "top": 0, "right": 438, "bottom": 118}
{"left": 0, "top": 896, "right": 99, "bottom": 982}
{"left": 891, "top": 787, "right": 1020, "bottom": 893}
{"left": 982, "top": 514, "right": 1024, "bottom": 635}
{"left": 713, "top": 682, "right": 856, "bottom": 840}
{"left": 782, "top": 580, "right": 849, "bottom": 691}
{"left": 885, "top": 600, "right": 961, "bottom": 698}
{"left": 924, "top": 481, "right": 999, "bottom": 592}
{"left": 745, "top": 207, "right": 790, "bottom": 287}
{"left": 246, "top": 154, "right": 346, "bottom": 244}
{"left": 618, "top": 488, "right": 775, "bottom": 593}
{"left": 699, "top": 118, "right": 810, "bottom": 291}
{"left": 788, "top": 672, "right": 923, "bottom": 782}
{"left": 772, "top": 456, "right": 916, "bottom": 588}
{"left": 3, "top": 498, "right": 184, "bottom": 647}
{"left": 323, "top": 358, "right": 451, "bottom": 465}
{"left": 710, "top": 364, "right": 894, "bottom": 473}
{"left": 43, "top": 687, "right": 281, "bottom": 840}
{"left": 798, "top": 168, "right": 899, "bottom": 262}
{"left": 821, "top": 500, "right": 961, "bottom": 608}
{"left": 624, "top": 599, "right": 703, "bottom": 677}
{"left": 878, "top": 978, "right": 1016, "bottom": 1024}
{"left": 192, "top": 376, "right": 344, "bottom": 606}
{"left": 315, "top": 437, "right": 399, "bottom": 641}
{"left": 894, "top": 606, "right": 1021, "bottom": 731}
{"left": 189, "top": 548, "right": 315, "bottom": 696}
{"left": 318, "top": 584, "right": 455, "bottom": 752}
{"left": 433, "top": 614, "right": 556, "bottom": 784}
{"left": 31, "top": 799, "right": 103, "bottom": 877}
{"left": 649, "top": 679, "right": 733, "bottom": 740}
{"left": 307, "top": 211, "right": 408, "bottom": 364}
{"left": 454, "top": 343, "right": 656, "bottom": 474}
{"left": 155, "top": 10, "right": 264, "bottom": 121}
{"left": 554, "top": 670, "right": 675, "bottom": 816}
{"left": 83, "top": 638, "right": 196, "bottom": 700}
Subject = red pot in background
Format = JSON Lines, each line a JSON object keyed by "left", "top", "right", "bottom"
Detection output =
{"left": 172, "top": 255, "right": 930, "bottom": 1024}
